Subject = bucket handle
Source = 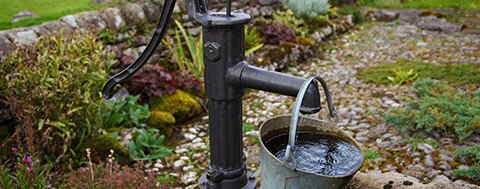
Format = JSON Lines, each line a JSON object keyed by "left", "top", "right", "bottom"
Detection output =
{"left": 283, "top": 76, "right": 339, "bottom": 162}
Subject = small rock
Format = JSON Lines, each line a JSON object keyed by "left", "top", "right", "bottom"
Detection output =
{"left": 438, "top": 161, "right": 451, "bottom": 170}
{"left": 180, "top": 156, "right": 190, "bottom": 161}
{"left": 416, "top": 41, "right": 428, "bottom": 47}
{"left": 424, "top": 155, "right": 435, "bottom": 167}
{"left": 417, "top": 143, "right": 434, "bottom": 153}
{"left": 173, "top": 160, "right": 185, "bottom": 171}
{"left": 181, "top": 172, "right": 197, "bottom": 184}
{"left": 175, "top": 148, "right": 188, "bottom": 154}
{"left": 438, "top": 154, "right": 455, "bottom": 162}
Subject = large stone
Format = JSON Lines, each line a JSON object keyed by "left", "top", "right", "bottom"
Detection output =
{"left": 38, "top": 20, "right": 75, "bottom": 36}
{"left": 258, "top": 0, "right": 274, "bottom": 6}
{"left": 61, "top": 15, "right": 78, "bottom": 29}
{"left": 5, "top": 29, "right": 38, "bottom": 47}
{"left": 374, "top": 10, "right": 399, "bottom": 22}
{"left": 140, "top": 1, "right": 161, "bottom": 22}
{"left": 74, "top": 11, "right": 107, "bottom": 33}
{"left": 99, "top": 8, "right": 125, "bottom": 30}
{"left": 417, "top": 16, "right": 463, "bottom": 33}
{"left": 122, "top": 3, "right": 147, "bottom": 24}
{"left": 0, "top": 32, "right": 15, "bottom": 59}
{"left": 348, "top": 172, "right": 480, "bottom": 189}
{"left": 12, "top": 10, "right": 38, "bottom": 23}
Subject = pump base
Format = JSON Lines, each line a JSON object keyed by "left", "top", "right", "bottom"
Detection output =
{"left": 199, "top": 172, "right": 256, "bottom": 189}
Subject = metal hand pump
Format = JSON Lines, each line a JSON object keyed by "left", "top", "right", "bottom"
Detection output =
{"left": 102, "top": 0, "right": 323, "bottom": 188}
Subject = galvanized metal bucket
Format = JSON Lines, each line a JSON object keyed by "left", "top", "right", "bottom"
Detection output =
{"left": 258, "top": 76, "right": 364, "bottom": 189}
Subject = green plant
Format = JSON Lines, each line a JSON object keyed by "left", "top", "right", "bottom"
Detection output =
{"left": 0, "top": 148, "right": 50, "bottom": 189}
{"left": 452, "top": 145, "right": 480, "bottom": 180}
{"left": 157, "top": 174, "right": 174, "bottom": 184}
{"left": 272, "top": 10, "right": 309, "bottom": 36}
{"left": 358, "top": 61, "right": 480, "bottom": 85}
{"left": 0, "top": 166, "right": 13, "bottom": 189}
{"left": 387, "top": 69, "right": 418, "bottom": 85}
{"left": 383, "top": 80, "right": 480, "bottom": 140}
{"left": 244, "top": 27, "right": 264, "bottom": 56}
{"left": 128, "top": 128, "right": 172, "bottom": 161}
{"left": 0, "top": 32, "right": 113, "bottom": 162}
{"left": 163, "top": 20, "right": 204, "bottom": 79}
{"left": 363, "top": 150, "right": 380, "bottom": 160}
{"left": 242, "top": 122, "right": 254, "bottom": 132}
{"left": 94, "top": 95, "right": 149, "bottom": 129}
{"left": 283, "top": 0, "right": 330, "bottom": 19}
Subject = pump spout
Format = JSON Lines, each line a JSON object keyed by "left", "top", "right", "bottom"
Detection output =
{"left": 227, "top": 61, "right": 321, "bottom": 114}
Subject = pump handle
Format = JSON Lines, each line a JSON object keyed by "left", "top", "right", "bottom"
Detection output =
{"left": 102, "top": 0, "right": 177, "bottom": 99}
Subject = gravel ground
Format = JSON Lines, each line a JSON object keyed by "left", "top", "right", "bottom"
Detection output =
{"left": 151, "top": 22, "right": 480, "bottom": 188}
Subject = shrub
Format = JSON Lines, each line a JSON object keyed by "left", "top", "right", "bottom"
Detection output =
{"left": 259, "top": 22, "right": 296, "bottom": 45}
{"left": 94, "top": 95, "right": 149, "bottom": 129}
{"left": 128, "top": 128, "right": 172, "bottom": 161}
{"left": 383, "top": 80, "right": 480, "bottom": 140}
{"left": 272, "top": 10, "right": 309, "bottom": 36}
{"left": 452, "top": 145, "right": 480, "bottom": 180}
{"left": 62, "top": 162, "right": 161, "bottom": 188}
{"left": 149, "top": 90, "right": 202, "bottom": 122}
{"left": 358, "top": 61, "right": 480, "bottom": 85}
{"left": 124, "top": 64, "right": 202, "bottom": 100}
{"left": 0, "top": 32, "right": 113, "bottom": 162}
{"left": 284, "top": 0, "right": 330, "bottom": 19}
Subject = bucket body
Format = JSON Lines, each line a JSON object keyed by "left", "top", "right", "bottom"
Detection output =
{"left": 259, "top": 115, "right": 363, "bottom": 189}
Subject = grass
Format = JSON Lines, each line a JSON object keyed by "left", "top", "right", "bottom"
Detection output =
{"left": 358, "top": 0, "right": 480, "bottom": 10}
{"left": 363, "top": 150, "right": 380, "bottom": 160}
{"left": 358, "top": 61, "right": 480, "bottom": 86}
{"left": 0, "top": 0, "right": 117, "bottom": 30}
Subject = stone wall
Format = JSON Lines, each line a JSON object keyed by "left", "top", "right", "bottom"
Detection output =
{"left": 0, "top": 0, "right": 282, "bottom": 63}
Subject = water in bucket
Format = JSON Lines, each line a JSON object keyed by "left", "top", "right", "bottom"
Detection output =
{"left": 264, "top": 132, "right": 363, "bottom": 176}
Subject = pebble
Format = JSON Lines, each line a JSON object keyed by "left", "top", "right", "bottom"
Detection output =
{"left": 175, "top": 148, "right": 188, "bottom": 154}
{"left": 173, "top": 160, "right": 186, "bottom": 171}
{"left": 424, "top": 155, "right": 435, "bottom": 167}
{"left": 417, "top": 143, "right": 435, "bottom": 154}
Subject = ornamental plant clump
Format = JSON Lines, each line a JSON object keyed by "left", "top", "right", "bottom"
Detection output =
{"left": 383, "top": 80, "right": 480, "bottom": 140}
{"left": 0, "top": 32, "right": 114, "bottom": 162}
{"left": 128, "top": 128, "right": 172, "bottom": 161}
{"left": 0, "top": 147, "right": 50, "bottom": 189}
{"left": 284, "top": 0, "right": 330, "bottom": 19}
{"left": 259, "top": 22, "right": 296, "bottom": 45}
{"left": 124, "top": 64, "right": 202, "bottom": 100}
{"left": 94, "top": 95, "right": 149, "bottom": 129}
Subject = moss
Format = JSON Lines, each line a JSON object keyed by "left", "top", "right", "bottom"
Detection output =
{"left": 149, "top": 90, "right": 201, "bottom": 122}
{"left": 81, "top": 135, "right": 130, "bottom": 164}
{"left": 297, "top": 37, "right": 315, "bottom": 46}
{"left": 147, "top": 111, "right": 175, "bottom": 136}
{"left": 358, "top": 61, "right": 480, "bottom": 86}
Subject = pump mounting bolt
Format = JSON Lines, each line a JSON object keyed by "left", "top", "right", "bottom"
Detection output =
{"left": 205, "top": 42, "right": 221, "bottom": 61}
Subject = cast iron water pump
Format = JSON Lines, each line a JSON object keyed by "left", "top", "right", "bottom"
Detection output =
{"left": 102, "top": 0, "right": 323, "bottom": 188}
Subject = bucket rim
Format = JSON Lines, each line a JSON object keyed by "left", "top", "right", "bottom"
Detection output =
{"left": 258, "top": 115, "right": 364, "bottom": 178}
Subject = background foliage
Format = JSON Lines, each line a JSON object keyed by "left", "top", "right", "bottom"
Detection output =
{"left": 0, "top": 32, "right": 114, "bottom": 162}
